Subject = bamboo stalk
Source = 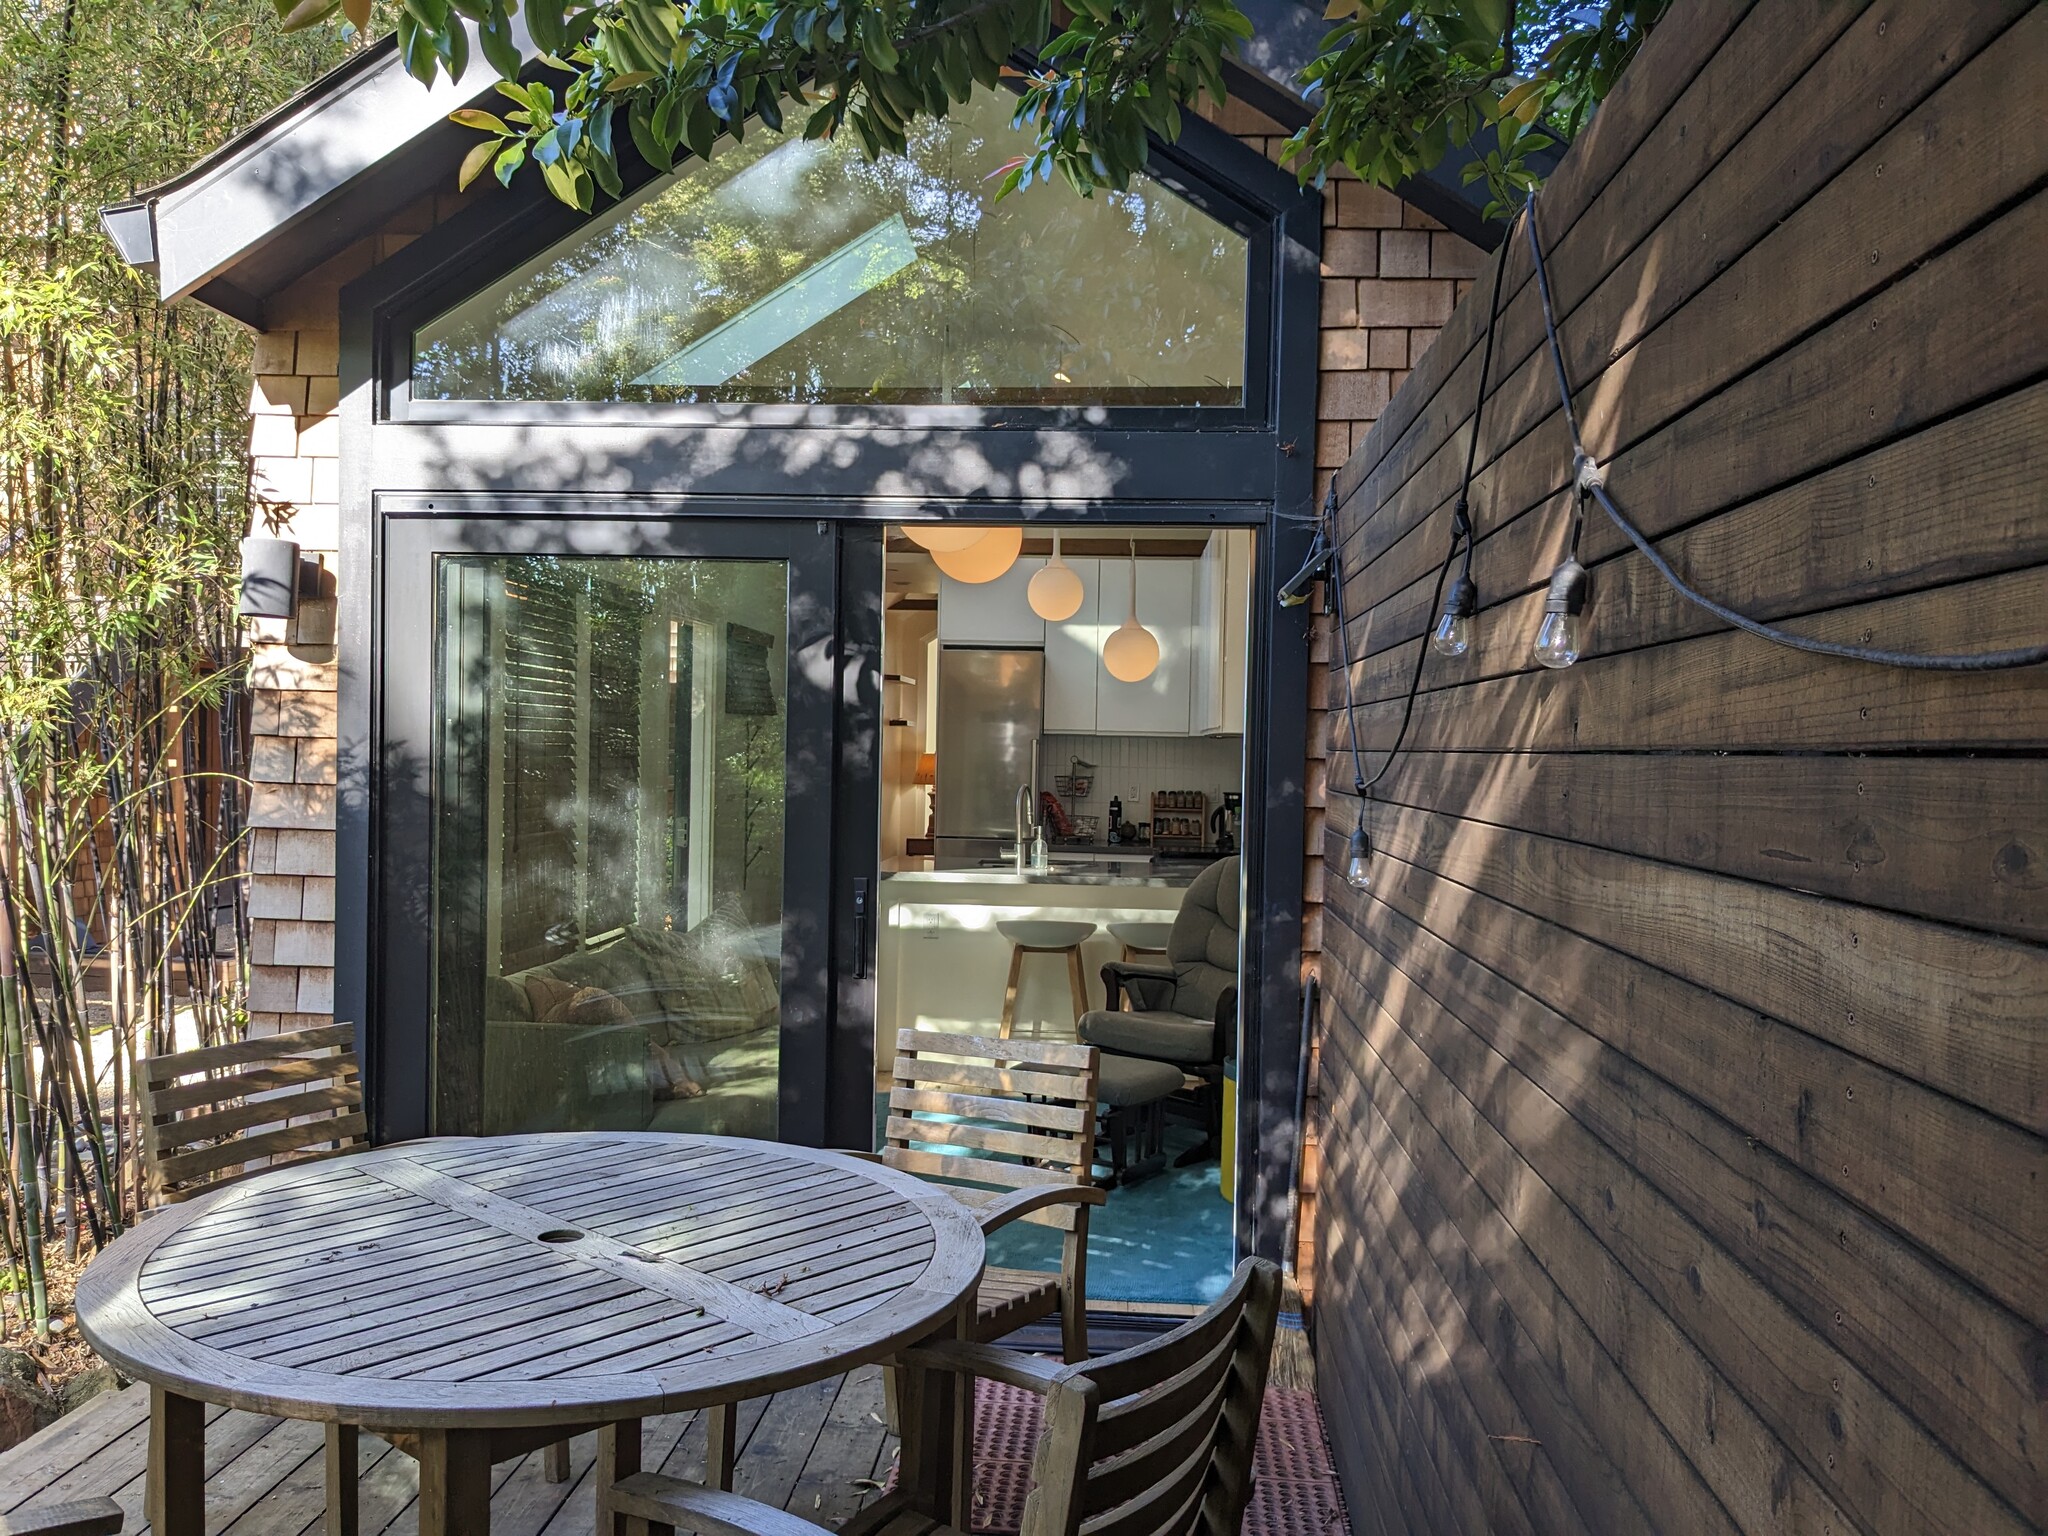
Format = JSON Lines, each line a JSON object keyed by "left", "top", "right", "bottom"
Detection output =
{"left": 0, "top": 863, "right": 50, "bottom": 1339}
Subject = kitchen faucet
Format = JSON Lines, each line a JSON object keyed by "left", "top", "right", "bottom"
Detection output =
{"left": 1014, "top": 782, "right": 1034, "bottom": 871}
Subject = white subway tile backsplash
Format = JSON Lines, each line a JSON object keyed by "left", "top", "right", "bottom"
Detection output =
{"left": 1042, "top": 733, "right": 1243, "bottom": 843}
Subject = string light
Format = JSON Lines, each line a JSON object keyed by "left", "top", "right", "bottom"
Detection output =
{"left": 1345, "top": 822, "right": 1373, "bottom": 891}
{"left": 1432, "top": 561, "right": 1477, "bottom": 656}
{"left": 1299, "top": 224, "right": 1516, "bottom": 898}
{"left": 1518, "top": 195, "right": 2047, "bottom": 672}
{"left": 1532, "top": 556, "right": 1588, "bottom": 668}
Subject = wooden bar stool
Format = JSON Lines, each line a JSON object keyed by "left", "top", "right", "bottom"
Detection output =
{"left": 995, "top": 920, "right": 1097, "bottom": 1039}
{"left": 1108, "top": 920, "right": 1174, "bottom": 963}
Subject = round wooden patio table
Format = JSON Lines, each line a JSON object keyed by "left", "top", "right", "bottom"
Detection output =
{"left": 74, "top": 1133, "right": 986, "bottom": 1536}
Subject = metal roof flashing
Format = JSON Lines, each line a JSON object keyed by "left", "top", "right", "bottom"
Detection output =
{"left": 99, "top": 23, "right": 532, "bottom": 319}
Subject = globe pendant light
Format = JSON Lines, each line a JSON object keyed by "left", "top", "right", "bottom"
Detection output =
{"left": 1102, "top": 542, "right": 1160, "bottom": 683}
{"left": 931, "top": 525, "right": 1023, "bottom": 584}
{"left": 902, "top": 524, "right": 990, "bottom": 553}
{"left": 1027, "top": 528, "right": 1085, "bottom": 622}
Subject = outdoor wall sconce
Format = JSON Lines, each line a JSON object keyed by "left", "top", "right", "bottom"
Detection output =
{"left": 239, "top": 536, "right": 301, "bottom": 620}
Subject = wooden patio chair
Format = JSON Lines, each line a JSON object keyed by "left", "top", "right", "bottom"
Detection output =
{"left": 693, "top": 1028, "right": 1106, "bottom": 1494}
{"left": 136, "top": 1022, "right": 367, "bottom": 1204}
{"left": 603, "top": 1256, "right": 1282, "bottom": 1536}
{"left": 0, "top": 1501, "right": 124, "bottom": 1536}
{"left": 880, "top": 1027, "right": 1107, "bottom": 1363}
{"left": 137, "top": 1023, "right": 594, "bottom": 1505}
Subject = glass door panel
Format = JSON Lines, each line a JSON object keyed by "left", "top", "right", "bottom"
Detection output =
{"left": 432, "top": 554, "right": 791, "bottom": 1139}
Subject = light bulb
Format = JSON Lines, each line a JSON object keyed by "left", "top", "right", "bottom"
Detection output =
{"left": 1103, "top": 619, "right": 1160, "bottom": 682}
{"left": 1102, "top": 545, "right": 1159, "bottom": 682}
{"left": 1432, "top": 573, "right": 1477, "bottom": 657}
{"left": 903, "top": 524, "right": 991, "bottom": 553}
{"left": 1532, "top": 611, "right": 1579, "bottom": 668}
{"left": 1345, "top": 822, "right": 1372, "bottom": 891}
{"left": 1533, "top": 556, "right": 1589, "bottom": 670}
{"left": 931, "top": 527, "right": 1023, "bottom": 583}
{"left": 1027, "top": 531, "right": 1085, "bottom": 621}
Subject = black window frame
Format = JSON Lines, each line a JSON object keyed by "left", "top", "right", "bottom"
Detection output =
{"left": 335, "top": 96, "right": 1324, "bottom": 1267}
{"left": 375, "top": 110, "right": 1282, "bottom": 436}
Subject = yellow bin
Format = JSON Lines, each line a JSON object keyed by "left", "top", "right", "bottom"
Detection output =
{"left": 1220, "top": 1058, "right": 1237, "bottom": 1204}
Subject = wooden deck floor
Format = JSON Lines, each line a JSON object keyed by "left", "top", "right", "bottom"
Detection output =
{"left": 0, "top": 1370, "right": 899, "bottom": 1535}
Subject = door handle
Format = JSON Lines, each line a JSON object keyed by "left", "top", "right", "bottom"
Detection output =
{"left": 852, "top": 877, "right": 871, "bottom": 981}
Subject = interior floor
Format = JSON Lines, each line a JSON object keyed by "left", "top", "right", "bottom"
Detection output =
{"left": 873, "top": 1094, "right": 1234, "bottom": 1308}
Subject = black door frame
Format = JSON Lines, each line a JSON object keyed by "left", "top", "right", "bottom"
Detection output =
{"left": 335, "top": 104, "right": 1322, "bottom": 1260}
{"left": 375, "top": 512, "right": 869, "bottom": 1147}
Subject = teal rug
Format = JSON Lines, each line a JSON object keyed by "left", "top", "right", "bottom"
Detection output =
{"left": 876, "top": 1096, "right": 1235, "bottom": 1307}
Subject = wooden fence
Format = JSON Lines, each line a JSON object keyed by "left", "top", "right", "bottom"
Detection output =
{"left": 1312, "top": 3, "right": 2046, "bottom": 1533}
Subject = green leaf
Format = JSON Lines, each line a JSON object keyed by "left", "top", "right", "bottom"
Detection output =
{"left": 448, "top": 108, "right": 511, "bottom": 133}
{"left": 278, "top": 0, "right": 341, "bottom": 32}
{"left": 587, "top": 142, "right": 624, "bottom": 198}
{"left": 628, "top": 95, "right": 674, "bottom": 168}
{"left": 493, "top": 140, "right": 527, "bottom": 185}
{"left": 526, "top": 0, "right": 566, "bottom": 55}
{"left": 540, "top": 156, "right": 579, "bottom": 205}
{"left": 457, "top": 137, "right": 500, "bottom": 190}
{"left": 859, "top": 9, "right": 899, "bottom": 70}
{"left": 682, "top": 99, "right": 718, "bottom": 159}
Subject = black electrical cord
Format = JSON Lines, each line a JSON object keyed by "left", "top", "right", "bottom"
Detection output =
{"left": 1330, "top": 220, "right": 1519, "bottom": 801}
{"left": 1522, "top": 194, "right": 2048, "bottom": 672}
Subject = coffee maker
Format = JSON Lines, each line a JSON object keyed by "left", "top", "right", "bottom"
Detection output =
{"left": 1210, "top": 792, "right": 1242, "bottom": 853}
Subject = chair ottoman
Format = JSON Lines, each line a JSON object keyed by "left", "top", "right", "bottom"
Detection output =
{"left": 1095, "top": 1053, "right": 1186, "bottom": 1185}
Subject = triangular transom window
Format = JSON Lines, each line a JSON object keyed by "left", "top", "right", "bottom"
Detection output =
{"left": 412, "top": 90, "right": 1249, "bottom": 408}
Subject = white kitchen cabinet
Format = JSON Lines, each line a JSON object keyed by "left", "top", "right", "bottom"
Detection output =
{"left": 1192, "top": 529, "right": 1251, "bottom": 734}
{"left": 937, "top": 562, "right": 1045, "bottom": 645}
{"left": 1095, "top": 558, "right": 1193, "bottom": 735}
{"left": 1044, "top": 557, "right": 1104, "bottom": 733}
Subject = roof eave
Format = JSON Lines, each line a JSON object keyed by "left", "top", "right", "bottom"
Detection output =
{"left": 106, "top": 22, "right": 531, "bottom": 310}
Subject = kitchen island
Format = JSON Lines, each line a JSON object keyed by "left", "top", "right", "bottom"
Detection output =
{"left": 878, "top": 853, "right": 1214, "bottom": 1069}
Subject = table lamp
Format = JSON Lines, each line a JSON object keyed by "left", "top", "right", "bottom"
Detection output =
{"left": 914, "top": 752, "right": 938, "bottom": 838}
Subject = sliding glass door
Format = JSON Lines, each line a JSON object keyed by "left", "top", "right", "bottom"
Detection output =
{"left": 379, "top": 517, "right": 874, "bottom": 1148}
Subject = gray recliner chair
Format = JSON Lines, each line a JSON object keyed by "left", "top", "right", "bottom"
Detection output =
{"left": 1079, "top": 856, "right": 1239, "bottom": 1164}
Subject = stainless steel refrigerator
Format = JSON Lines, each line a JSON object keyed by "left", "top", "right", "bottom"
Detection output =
{"left": 934, "top": 647, "right": 1044, "bottom": 848}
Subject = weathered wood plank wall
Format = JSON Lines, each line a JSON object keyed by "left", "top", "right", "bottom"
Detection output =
{"left": 1311, "top": 3, "right": 2048, "bottom": 1533}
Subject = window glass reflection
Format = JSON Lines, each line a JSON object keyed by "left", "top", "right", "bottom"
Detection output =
{"left": 414, "top": 91, "right": 1248, "bottom": 407}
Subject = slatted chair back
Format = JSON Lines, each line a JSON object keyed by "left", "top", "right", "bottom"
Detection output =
{"left": 1022, "top": 1257, "right": 1281, "bottom": 1536}
{"left": 137, "top": 1023, "right": 367, "bottom": 1204}
{"left": 882, "top": 1028, "right": 1100, "bottom": 1232}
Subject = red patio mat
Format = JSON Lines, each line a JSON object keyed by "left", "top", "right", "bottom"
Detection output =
{"left": 956, "top": 1380, "right": 1351, "bottom": 1534}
